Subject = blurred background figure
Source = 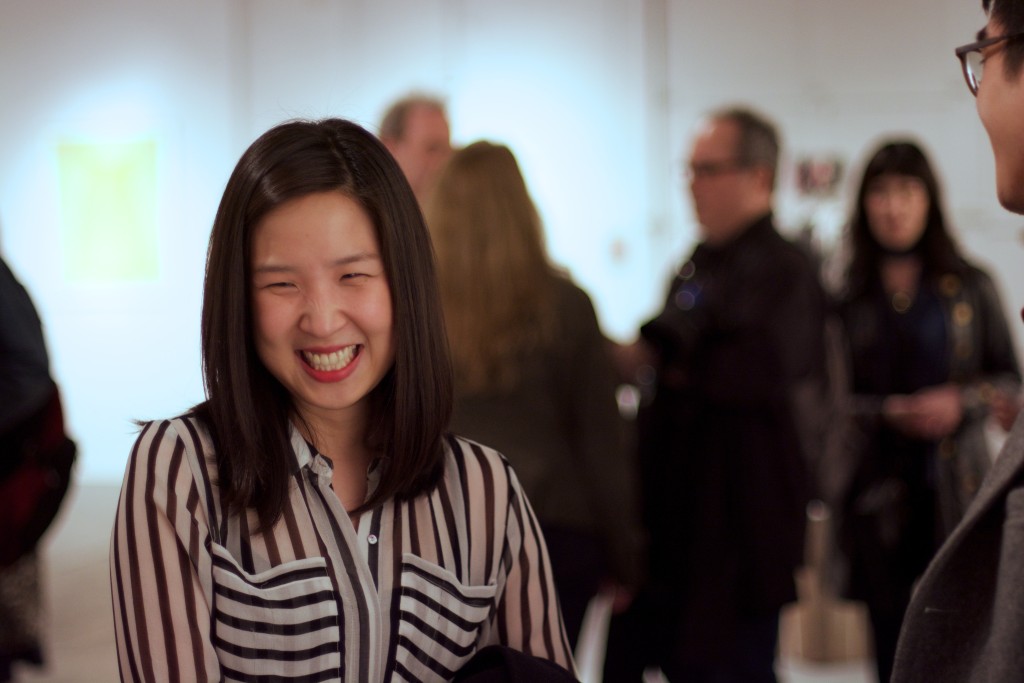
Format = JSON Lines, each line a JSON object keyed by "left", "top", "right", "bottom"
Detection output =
{"left": 425, "top": 140, "right": 644, "bottom": 650}
{"left": 0, "top": 254, "right": 76, "bottom": 681}
{"left": 834, "top": 139, "right": 1021, "bottom": 683}
{"left": 379, "top": 93, "right": 452, "bottom": 207}
{"left": 605, "top": 107, "right": 830, "bottom": 683}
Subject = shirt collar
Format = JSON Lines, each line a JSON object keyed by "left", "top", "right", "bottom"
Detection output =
{"left": 289, "top": 422, "right": 388, "bottom": 498}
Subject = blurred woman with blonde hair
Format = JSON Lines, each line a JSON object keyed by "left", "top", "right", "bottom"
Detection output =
{"left": 426, "top": 141, "right": 644, "bottom": 648}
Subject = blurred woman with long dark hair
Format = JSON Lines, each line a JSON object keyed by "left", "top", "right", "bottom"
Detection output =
{"left": 837, "top": 139, "right": 1021, "bottom": 682}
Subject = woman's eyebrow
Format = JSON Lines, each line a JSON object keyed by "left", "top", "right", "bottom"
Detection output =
{"left": 253, "top": 252, "right": 381, "bottom": 274}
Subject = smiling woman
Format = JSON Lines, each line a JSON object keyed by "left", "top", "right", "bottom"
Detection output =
{"left": 108, "top": 118, "right": 576, "bottom": 682}
{"left": 250, "top": 191, "right": 396, "bottom": 511}
{"left": 251, "top": 193, "right": 392, "bottom": 490}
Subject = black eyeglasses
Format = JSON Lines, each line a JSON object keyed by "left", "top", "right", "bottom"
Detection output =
{"left": 955, "top": 32, "right": 1024, "bottom": 96}
{"left": 685, "top": 160, "right": 748, "bottom": 181}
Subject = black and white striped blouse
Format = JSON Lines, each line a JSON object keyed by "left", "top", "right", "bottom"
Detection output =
{"left": 110, "top": 416, "right": 576, "bottom": 682}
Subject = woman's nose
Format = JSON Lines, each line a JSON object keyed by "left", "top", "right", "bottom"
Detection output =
{"left": 299, "top": 288, "right": 346, "bottom": 337}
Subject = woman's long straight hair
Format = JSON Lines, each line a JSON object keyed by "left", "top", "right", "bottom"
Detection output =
{"left": 845, "top": 139, "right": 964, "bottom": 295}
{"left": 425, "top": 141, "right": 561, "bottom": 394}
{"left": 198, "top": 118, "right": 452, "bottom": 527}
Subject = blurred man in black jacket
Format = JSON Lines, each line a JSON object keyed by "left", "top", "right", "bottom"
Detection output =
{"left": 606, "top": 107, "right": 828, "bottom": 683}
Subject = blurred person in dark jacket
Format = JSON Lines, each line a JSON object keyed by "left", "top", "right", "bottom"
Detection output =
{"left": 426, "top": 141, "right": 645, "bottom": 649}
{"left": 835, "top": 139, "right": 1020, "bottom": 683}
{"left": 0, "top": 254, "right": 75, "bottom": 681}
{"left": 604, "top": 106, "right": 829, "bottom": 683}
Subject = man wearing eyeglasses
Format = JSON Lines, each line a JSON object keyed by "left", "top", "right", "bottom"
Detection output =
{"left": 604, "top": 107, "right": 828, "bottom": 683}
{"left": 892, "top": 1, "right": 1024, "bottom": 681}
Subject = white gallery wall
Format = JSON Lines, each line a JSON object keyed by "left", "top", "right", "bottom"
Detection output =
{"left": 2, "top": 0, "right": 1021, "bottom": 483}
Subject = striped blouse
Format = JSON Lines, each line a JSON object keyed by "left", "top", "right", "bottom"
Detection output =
{"left": 110, "top": 416, "right": 576, "bottom": 682}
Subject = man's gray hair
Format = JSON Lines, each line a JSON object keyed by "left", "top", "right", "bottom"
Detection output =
{"left": 711, "top": 106, "right": 781, "bottom": 186}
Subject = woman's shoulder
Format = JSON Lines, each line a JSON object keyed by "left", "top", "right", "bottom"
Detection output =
{"left": 548, "top": 273, "right": 593, "bottom": 308}
{"left": 936, "top": 258, "right": 1002, "bottom": 299}
{"left": 546, "top": 273, "right": 603, "bottom": 333}
{"left": 128, "top": 413, "right": 217, "bottom": 485}
{"left": 957, "top": 259, "right": 997, "bottom": 285}
{"left": 444, "top": 433, "right": 511, "bottom": 472}
{"left": 136, "top": 412, "right": 211, "bottom": 448}
{"left": 442, "top": 433, "right": 520, "bottom": 500}
{"left": 118, "top": 413, "right": 225, "bottom": 548}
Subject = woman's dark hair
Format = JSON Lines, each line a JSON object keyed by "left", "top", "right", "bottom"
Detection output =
{"left": 197, "top": 118, "right": 452, "bottom": 526}
{"left": 845, "top": 139, "right": 964, "bottom": 293}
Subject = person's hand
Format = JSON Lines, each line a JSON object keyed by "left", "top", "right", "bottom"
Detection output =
{"left": 597, "top": 581, "right": 635, "bottom": 614}
{"left": 609, "top": 339, "right": 656, "bottom": 385}
{"left": 989, "top": 388, "right": 1023, "bottom": 432}
{"left": 883, "top": 384, "right": 963, "bottom": 440}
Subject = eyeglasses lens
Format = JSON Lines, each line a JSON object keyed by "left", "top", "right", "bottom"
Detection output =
{"left": 965, "top": 50, "right": 983, "bottom": 93}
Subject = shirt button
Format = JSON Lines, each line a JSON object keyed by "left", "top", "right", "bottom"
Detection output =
{"left": 368, "top": 534, "right": 378, "bottom": 545}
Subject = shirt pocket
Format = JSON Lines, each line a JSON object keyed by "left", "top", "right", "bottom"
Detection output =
{"left": 210, "top": 542, "right": 341, "bottom": 682}
{"left": 395, "top": 553, "right": 498, "bottom": 682}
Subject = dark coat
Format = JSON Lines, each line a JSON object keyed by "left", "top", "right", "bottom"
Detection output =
{"left": 837, "top": 261, "right": 1020, "bottom": 682}
{"left": 637, "top": 214, "right": 828, "bottom": 666}
{"left": 0, "top": 257, "right": 51, "bottom": 435}
{"left": 450, "top": 276, "right": 644, "bottom": 588}
{"left": 839, "top": 263, "right": 1021, "bottom": 543}
{"left": 892, "top": 411, "right": 1024, "bottom": 682}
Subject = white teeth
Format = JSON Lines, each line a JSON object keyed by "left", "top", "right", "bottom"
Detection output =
{"left": 302, "top": 346, "right": 357, "bottom": 372}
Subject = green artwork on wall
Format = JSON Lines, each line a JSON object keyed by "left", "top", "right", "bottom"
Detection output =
{"left": 58, "top": 139, "right": 158, "bottom": 282}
